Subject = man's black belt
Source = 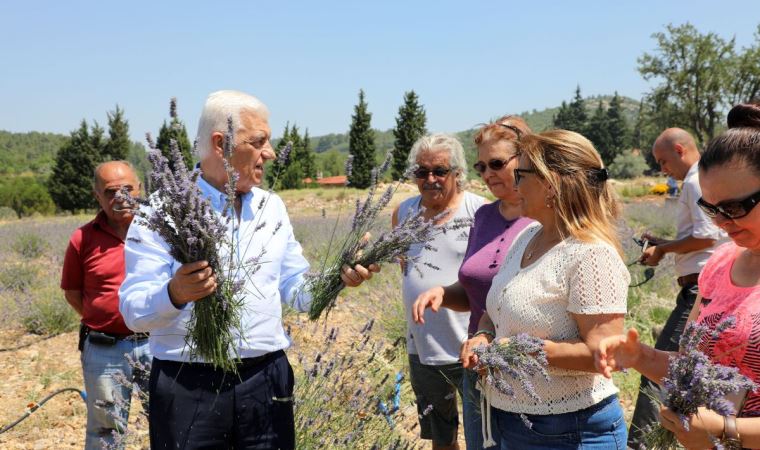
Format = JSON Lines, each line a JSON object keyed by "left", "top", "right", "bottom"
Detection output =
{"left": 155, "top": 350, "right": 283, "bottom": 370}
{"left": 677, "top": 273, "right": 700, "bottom": 287}
{"left": 79, "top": 324, "right": 149, "bottom": 348}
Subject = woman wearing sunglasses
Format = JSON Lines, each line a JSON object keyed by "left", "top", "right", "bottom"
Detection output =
{"left": 411, "top": 116, "right": 533, "bottom": 449}
{"left": 466, "top": 130, "right": 630, "bottom": 449}
{"left": 596, "top": 103, "right": 760, "bottom": 449}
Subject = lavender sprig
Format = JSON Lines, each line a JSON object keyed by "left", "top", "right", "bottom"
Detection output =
{"left": 472, "top": 333, "right": 549, "bottom": 401}
{"left": 643, "top": 316, "right": 758, "bottom": 450}
{"left": 304, "top": 153, "right": 470, "bottom": 321}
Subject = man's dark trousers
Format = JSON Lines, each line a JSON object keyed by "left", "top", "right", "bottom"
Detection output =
{"left": 149, "top": 350, "right": 295, "bottom": 450}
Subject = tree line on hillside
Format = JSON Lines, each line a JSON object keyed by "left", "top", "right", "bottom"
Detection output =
{"left": 0, "top": 101, "right": 194, "bottom": 217}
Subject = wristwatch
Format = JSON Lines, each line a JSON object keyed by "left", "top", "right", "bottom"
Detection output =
{"left": 722, "top": 415, "right": 742, "bottom": 450}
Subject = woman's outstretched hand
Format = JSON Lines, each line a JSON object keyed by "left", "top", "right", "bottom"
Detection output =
{"left": 595, "top": 328, "right": 642, "bottom": 378}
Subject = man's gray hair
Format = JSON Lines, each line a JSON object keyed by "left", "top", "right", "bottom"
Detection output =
{"left": 407, "top": 133, "right": 468, "bottom": 188}
{"left": 196, "top": 90, "right": 270, "bottom": 158}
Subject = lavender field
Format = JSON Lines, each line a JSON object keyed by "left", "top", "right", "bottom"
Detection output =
{"left": 0, "top": 191, "right": 679, "bottom": 449}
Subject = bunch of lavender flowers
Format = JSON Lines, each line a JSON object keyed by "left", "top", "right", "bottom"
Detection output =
{"left": 473, "top": 333, "right": 549, "bottom": 400}
{"left": 118, "top": 108, "right": 249, "bottom": 372}
{"left": 304, "top": 153, "right": 471, "bottom": 321}
{"left": 643, "top": 316, "right": 758, "bottom": 450}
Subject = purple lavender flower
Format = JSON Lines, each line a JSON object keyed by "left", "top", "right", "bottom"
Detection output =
{"left": 305, "top": 168, "right": 471, "bottom": 320}
{"left": 344, "top": 154, "right": 354, "bottom": 183}
{"left": 277, "top": 142, "right": 293, "bottom": 166}
{"left": 169, "top": 97, "right": 178, "bottom": 120}
{"left": 473, "top": 333, "right": 549, "bottom": 401}
{"left": 644, "top": 316, "right": 758, "bottom": 449}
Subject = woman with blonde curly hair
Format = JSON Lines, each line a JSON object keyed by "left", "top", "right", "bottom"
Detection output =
{"left": 463, "top": 129, "right": 629, "bottom": 449}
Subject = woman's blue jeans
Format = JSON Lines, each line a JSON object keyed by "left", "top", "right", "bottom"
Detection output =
{"left": 491, "top": 394, "right": 627, "bottom": 449}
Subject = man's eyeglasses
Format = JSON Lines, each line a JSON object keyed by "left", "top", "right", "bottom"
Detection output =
{"left": 414, "top": 167, "right": 452, "bottom": 179}
{"left": 473, "top": 158, "right": 512, "bottom": 174}
{"left": 696, "top": 188, "right": 760, "bottom": 220}
{"left": 513, "top": 168, "right": 536, "bottom": 185}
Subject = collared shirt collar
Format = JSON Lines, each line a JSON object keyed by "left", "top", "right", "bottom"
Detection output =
{"left": 92, "top": 210, "right": 123, "bottom": 242}
{"left": 196, "top": 172, "right": 253, "bottom": 212}
{"left": 685, "top": 162, "right": 699, "bottom": 180}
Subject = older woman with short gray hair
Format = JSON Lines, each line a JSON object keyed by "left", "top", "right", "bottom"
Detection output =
{"left": 394, "top": 132, "right": 486, "bottom": 449}
{"left": 407, "top": 133, "right": 468, "bottom": 191}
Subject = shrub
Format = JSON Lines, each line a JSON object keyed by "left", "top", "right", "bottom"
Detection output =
{"left": 292, "top": 318, "right": 414, "bottom": 449}
{"left": 0, "top": 262, "right": 38, "bottom": 291}
{"left": 609, "top": 151, "right": 648, "bottom": 179}
{"left": 12, "top": 232, "right": 49, "bottom": 259}
{"left": 16, "top": 286, "right": 79, "bottom": 335}
{"left": 0, "top": 206, "right": 17, "bottom": 221}
{"left": 618, "top": 184, "right": 649, "bottom": 199}
{"left": 0, "top": 176, "right": 56, "bottom": 217}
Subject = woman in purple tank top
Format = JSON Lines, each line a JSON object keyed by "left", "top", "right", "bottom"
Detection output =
{"left": 412, "top": 115, "right": 534, "bottom": 450}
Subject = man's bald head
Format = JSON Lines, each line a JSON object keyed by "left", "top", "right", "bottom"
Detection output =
{"left": 92, "top": 161, "right": 141, "bottom": 227}
{"left": 93, "top": 160, "right": 138, "bottom": 190}
{"left": 652, "top": 128, "right": 701, "bottom": 180}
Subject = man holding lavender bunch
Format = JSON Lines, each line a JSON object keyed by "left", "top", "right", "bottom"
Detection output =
{"left": 393, "top": 133, "right": 485, "bottom": 450}
{"left": 119, "top": 90, "right": 373, "bottom": 450}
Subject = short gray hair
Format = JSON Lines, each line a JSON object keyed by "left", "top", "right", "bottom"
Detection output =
{"left": 196, "top": 90, "right": 270, "bottom": 158}
{"left": 407, "top": 133, "right": 468, "bottom": 188}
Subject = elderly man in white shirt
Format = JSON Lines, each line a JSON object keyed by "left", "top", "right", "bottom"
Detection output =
{"left": 119, "top": 90, "right": 373, "bottom": 450}
{"left": 628, "top": 127, "right": 725, "bottom": 449}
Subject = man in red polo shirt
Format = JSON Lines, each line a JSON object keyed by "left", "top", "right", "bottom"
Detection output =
{"left": 61, "top": 160, "right": 152, "bottom": 450}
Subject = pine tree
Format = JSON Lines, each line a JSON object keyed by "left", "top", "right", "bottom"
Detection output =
{"left": 105, "top": 105, "right": 130, "bottom": 160}
{"left": 567, "top": 85, "right": 588, "bottom": 134}
{"left": 586, "top": 101, "right": 613, "bottom": 164}
{"left": 392, "top": 91, "right": 427, "bottom": 180}
{"left": 300, "top": 128, "right": 316, "bottom": 179}
{"left": 156, "top": 98, "right": 194, "bottom": 172}
{"left": 48, "top": 120, "right": 102, "bottom": 212}
{"left": 348, "top": 89, "right": 375, "bottom": 189}
{"left": 90, "top": 122, "right": 105, "bottom": 155}
{"left": 606, "top": 92, "right": 630, "bottom": 161}
{"left": 266, "top": 123, "right": 290, "bottom": 189}
{"left": 553, "top": 101, "right": 573, "bottom": 129}
{"left": 279, "top": 125, "right": 305, "bottom": 190}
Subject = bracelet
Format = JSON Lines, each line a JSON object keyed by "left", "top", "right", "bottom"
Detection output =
{"left": 472, "top": 329, "right": 495, "bottom": 339}
{"left": 722, "top": 415, "right": 741, "bottom": 449}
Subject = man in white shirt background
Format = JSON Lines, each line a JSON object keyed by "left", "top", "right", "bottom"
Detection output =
{"left": 627, "top": 127, "right": 725, "bottom": 449}
{"left": 119, "top": 90, "right": 373, "bottom": 450}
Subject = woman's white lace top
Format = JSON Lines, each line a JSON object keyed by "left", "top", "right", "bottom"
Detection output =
{"left": 484, "top": 224, "right": 629, "bottom": 415}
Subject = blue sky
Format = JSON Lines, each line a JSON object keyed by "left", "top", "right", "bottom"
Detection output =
{"left": 1, "top": 1, "right": 758, "bottom": 143}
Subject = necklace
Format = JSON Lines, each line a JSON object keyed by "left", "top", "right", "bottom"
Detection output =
{"left": 525, "top": 231, "right": 541, "bottom": 261}
{"left": 525, "top": 228, "right": 561, "bottom": 262}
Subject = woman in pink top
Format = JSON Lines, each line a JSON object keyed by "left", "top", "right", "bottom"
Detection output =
{"left": 597, "top": 102, "right": 760, "bottom": 449}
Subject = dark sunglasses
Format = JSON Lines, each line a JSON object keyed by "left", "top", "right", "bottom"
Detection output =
{"left": 513, "top": 168, "right": 536, "bottom": 185}
{"left": 473, "top": 159, "right": 510, "bottom": 174}
{"left": 414, "top": 166, "right": 452, "bottom": 179}
{"left": 696, "top": 188, "right": 760, "bottom": 220}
